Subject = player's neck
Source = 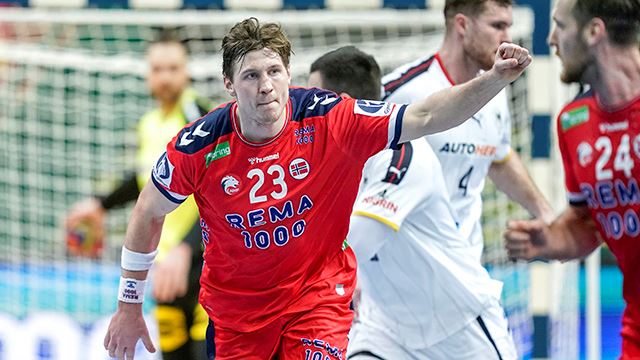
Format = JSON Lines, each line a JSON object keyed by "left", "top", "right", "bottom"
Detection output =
{"left": 591, "top": 45, "right": 640, "bottom": 111}
{"left": 235, "top": 108, "right": 287, "bottom": 143}
{"left": 438, "top": 42, "right": 481, "bottom": 85}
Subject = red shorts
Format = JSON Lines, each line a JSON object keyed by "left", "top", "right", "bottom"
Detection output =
{"left": 206, "top": 303, "right": 353, "bottom": 360}
{"left": 621, "top": 336, "right": 640, "bottom": 360}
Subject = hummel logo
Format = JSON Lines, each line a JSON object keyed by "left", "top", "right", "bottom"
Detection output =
{"left": 179, "top": 122, "right": 210, "bottom": 146}
{"left": 307, "top": 94, "right": 338, "bottom": 110}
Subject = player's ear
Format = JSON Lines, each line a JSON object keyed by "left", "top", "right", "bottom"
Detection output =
{"left": 454, "top": 13, "right": 468, "bottom": 36}
{"left": 224, "top": 77, "right": 236, "bottom": 98}
{"left": 584, "top": 17, "right": 606, "bottom": 46}
{"left": 286, "top": 65, "right": 292, "bottom": 84}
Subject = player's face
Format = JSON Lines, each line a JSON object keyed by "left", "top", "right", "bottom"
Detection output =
{"left": 146, "top": 43, "right": 189, "bottom": 105}
{"left": 463, "top": 1, "right": 513, "bottom": 71}
{"left": 225, "top": 48, "right": 291, "bottom": 127}
{"left": 548, "top": 0, "right": 591, "bottom": 84}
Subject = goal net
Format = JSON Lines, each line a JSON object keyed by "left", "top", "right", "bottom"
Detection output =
{"left": 0, "top": 7, "right": 577, "bottom": 359}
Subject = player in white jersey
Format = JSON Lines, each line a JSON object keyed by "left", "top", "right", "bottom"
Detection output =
{"left": 309, "top": 46, "right": 517, "bottom": 359}
{"left": 382, "top": 0, "right": 553, "bottom": 261}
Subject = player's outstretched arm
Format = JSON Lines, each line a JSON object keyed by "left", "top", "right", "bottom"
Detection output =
{"left": 399, "top": 42, "right": 531, "bottom": 143}
{"left": 489, "top": 152, "right": 555, "bottom": 223}
{"left": 504, "top": 205, "right": 601, "bottom": 261}
{"left": 104, "top": 181, "right": 179, "bottom": 360}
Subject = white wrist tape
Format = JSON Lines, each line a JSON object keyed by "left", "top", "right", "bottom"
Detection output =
{"left": 121, "top": 246, "right": 158, "bottom": 271}
{"left": 118, "top": 277, "right": 146, "bottom": 304}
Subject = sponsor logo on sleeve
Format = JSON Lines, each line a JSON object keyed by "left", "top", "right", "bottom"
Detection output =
{"left": 362, "top": 192, "right": 399, "bottom": 214}
{"left": 205, "top": 141, "right": 231, "bottom": 167}
{"left": 560, "top": 105, "right": 589, "bottom": 131}
{"left": 354, "top": 99, "right": 392, "bottom": 117}
{"left": 153, "top": 152, "right": 174, "bottom": 188}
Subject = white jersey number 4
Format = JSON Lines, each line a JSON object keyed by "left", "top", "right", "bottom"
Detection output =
{"left": 458, "top": 166, "right": 474, "bottom": 196}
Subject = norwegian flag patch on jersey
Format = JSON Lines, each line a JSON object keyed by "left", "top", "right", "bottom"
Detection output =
{"left": 289, "top": 158, "right": 310, "bottom": 180}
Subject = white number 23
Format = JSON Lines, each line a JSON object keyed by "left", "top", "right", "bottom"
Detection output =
{"left": 247, "top": 165, "right": 288, "bottom": 204}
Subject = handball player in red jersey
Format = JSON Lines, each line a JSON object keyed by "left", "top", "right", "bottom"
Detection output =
{"left": 104, "top": 17, "right": 532, "bottom": 360}
{"left": 505, "top": 0, "right": 640, "bottom": 358}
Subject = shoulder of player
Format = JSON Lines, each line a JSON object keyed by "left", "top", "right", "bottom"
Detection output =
{"left": 289, "top": 86, "right": 345, "bottom": 120}
{"left": 371, "top": 140, "right": 435, "bottom": 187}
{"left": 381, "top": 53, "right": 438, "bottom": 85}
{"left": 173, "top": 101, "right": 234, "bottom": 154}
{"left": 382, "top": 53, "right": 439, "bottom": 101}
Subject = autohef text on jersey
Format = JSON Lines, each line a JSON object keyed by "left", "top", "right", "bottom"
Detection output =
{"left": 438, "top": 142, "right": 496, "bottom": 156}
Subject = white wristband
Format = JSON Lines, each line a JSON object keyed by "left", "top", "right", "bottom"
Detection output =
{"left": 121, "top": 246, "right": 158, "bottom": 271}
{"left": 118, "top": 277, "right": 146, "bottom": 304}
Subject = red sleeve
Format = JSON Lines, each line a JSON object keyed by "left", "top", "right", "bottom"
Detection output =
{"left": 150, "top": 134, "right": 198, "bottom": 204}
{"left": 556, "top": 114, "right": 587, "bottom": 205}
{"left": 326, "top": 97, "right": 407, "bottom": 162}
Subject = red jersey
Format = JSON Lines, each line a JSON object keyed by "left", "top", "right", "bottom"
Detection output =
{"left": 151, "top": 87, "right": 406, "bottom": 331}
{"left": 557, "top": 90, "right": 640, "bottom": 342}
